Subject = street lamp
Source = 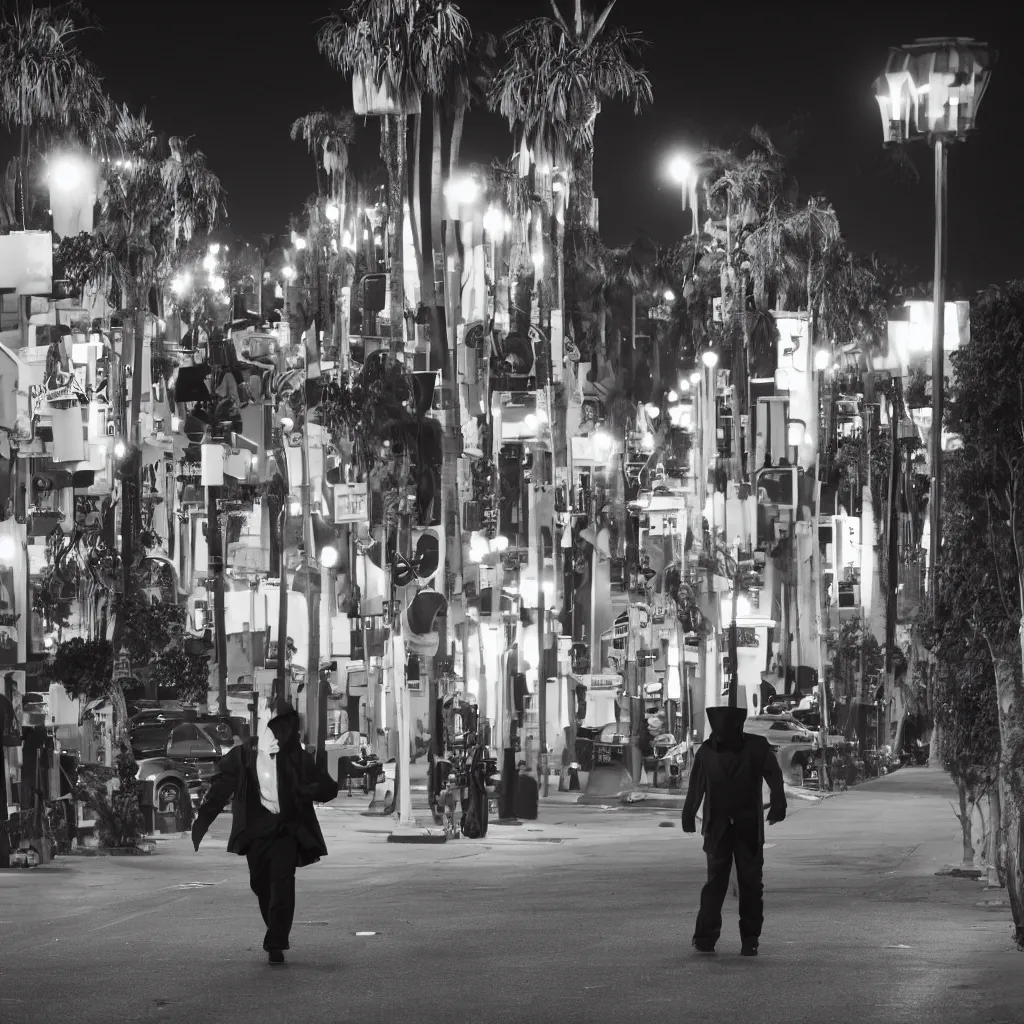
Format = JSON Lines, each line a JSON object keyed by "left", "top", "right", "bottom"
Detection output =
{"left": 874, "top": 38, "right": 995, "bottom": 604}
{"left": 701, "top": 350, "right": 719, "bottom": 369}
{"left": 667, "top": 153, "right": 698, "bottom": 235}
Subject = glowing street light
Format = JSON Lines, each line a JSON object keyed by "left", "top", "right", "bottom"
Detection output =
{"left": 48, "top": 153, "right": 88, "bottom": 192}
{"left": 668, "top": 154, "right": 692, "bottom": 183}
{"left": 202, "top": 252, "right": 217, "bottom": 272}
{"left": 0, "top": 534, "right": 17, "bottom": 564}
{"left": 667, "top": 389, "right": 679, "bottom": 402}
{"left": 325, "top": 203, "right": 340, "bottom": 223}
{"left": 813, "top": 348, "right": 831, "bottom": 371}
{"left": 113, "top": 439, "right": 127, "bottom": 460}
{"left": 689, "top": 371, "right": 701, "bottom": 384}
{"left": 482, "top": 205, "right": 506, "bottom": 239}
{"left": 281, "top": 266, "right": 296, "bottom": 282}
{"left": 874, "top": 37, "right": 995, "bottom": 602}
{"left": 644, "top": 403, "right": 661, "bottom": 419}
{"left": 701, "top": 350, "right": 719, "bottom": 369}
{"left": 446, "top": 176, "right": 481, "bottom": 205}
{"left": 663, "top": 289, "right": 676, "bottom": 303}
{"left": 668, "top": 152, "right": 699, "bottom": 235}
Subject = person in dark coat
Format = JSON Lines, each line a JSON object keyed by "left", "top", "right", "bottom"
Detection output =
{"left": 191, "top": 699, "right": 339, "bottom": 965}
{"left": 681, "top": 706, "right": 787, "bottom": 957}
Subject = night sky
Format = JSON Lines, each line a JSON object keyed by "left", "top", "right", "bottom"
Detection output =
{"left": 73, "top": 0, "right": 1019, "bottom": 294}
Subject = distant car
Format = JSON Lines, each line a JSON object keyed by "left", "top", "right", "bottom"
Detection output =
{"left": 744, "top": 713, "right": 817, "bottom": 746}
{"left": 744, "top": 713, "right": 816, "bottom": 783}
{"left": 165, "top": 721, "right": 233, "bottom": 765}
{"left": 130, "top": 708, "right": 240, "bottom": 759}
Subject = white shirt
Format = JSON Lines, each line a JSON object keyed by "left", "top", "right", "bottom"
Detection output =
{"left": 256, "top": 731, "right": 280, "bottom": 815}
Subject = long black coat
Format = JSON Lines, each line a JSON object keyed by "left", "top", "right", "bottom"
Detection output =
{"left": 682, "top": 731, "right": 786, "bottom": 851}
{"left": 193, "top": 739, "right": 339, "bottom": 867}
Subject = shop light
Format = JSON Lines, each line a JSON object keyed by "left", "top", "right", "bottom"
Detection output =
{"left": 113, "top": 439, "right": 127, "bottom": 460}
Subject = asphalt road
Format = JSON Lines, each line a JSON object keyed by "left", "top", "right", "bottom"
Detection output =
{"left": 1, "top": 768, "right": 1021, "bottom": 1024}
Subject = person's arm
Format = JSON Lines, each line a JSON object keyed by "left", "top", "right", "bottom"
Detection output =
{"left": 300, "top": 752, "right": 340, "bottom": 803}
{"left": 762, "top": 741, "right": 787, "bottom": 824}
{"left": 681, "top": 747, "right": 705, "bottom": 833}
{"left": 192, "top": 745, "right": 245, "bottom": 849}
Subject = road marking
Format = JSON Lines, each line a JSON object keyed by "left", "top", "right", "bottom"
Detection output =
{"left": 89, "top": 901, "right": 192, "bottom": 933}
{"left": 355, "top": 931, "right": 377, "bottom": 937}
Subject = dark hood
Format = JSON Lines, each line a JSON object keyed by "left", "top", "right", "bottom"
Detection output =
{"left": 706, "top": 706, "right": 747, "bottom": 749}
{"left": 268, "top": 699, "right": 301, "bottom": 753}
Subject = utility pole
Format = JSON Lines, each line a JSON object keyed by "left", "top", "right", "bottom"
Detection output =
{"left": 207, "top": 478, "right": 228, "bottom": 716}
{"left": 275, "top": 503, "right": 289, "bottom": 704}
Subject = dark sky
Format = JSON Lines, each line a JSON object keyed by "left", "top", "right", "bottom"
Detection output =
{"left": 76, "top": 0, "right": 1019, "bottom": 294}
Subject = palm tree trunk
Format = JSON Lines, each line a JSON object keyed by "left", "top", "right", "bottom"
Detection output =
{"left": 408, "top": 112, "right": 427, "bottom": 309}
{"left": 429, "top": 102, "right": 448, "bottom": 373}
{"left": 449, "top": 104, "right": 466, "bottom": 178}
{"left": 384, "top": 114, "right": 407, "bottom": 343}
{"left": 988, "top": 638, "right": 1024, "bottom": 946}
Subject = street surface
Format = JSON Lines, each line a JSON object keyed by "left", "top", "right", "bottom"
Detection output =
{"left": 1, "top": 768, "right": 1021, "bottom": 1024}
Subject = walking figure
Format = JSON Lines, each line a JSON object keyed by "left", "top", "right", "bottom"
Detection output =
{"left": 682, "top": 706, "right": 787, "bottom": 957}
{"left": 191, "top": 698, "right": 339, "bottom": 965}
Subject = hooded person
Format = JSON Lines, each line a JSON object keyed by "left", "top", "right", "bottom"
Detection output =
{"left": 681, "top": 705, "right": 786, "bottom": 957}
{"left": 191, "top": 698, "right": 339, "bottom": 965}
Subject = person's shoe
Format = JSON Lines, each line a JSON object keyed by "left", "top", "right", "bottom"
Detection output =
{"left": 741, "top": 941, "right": 758, "bottom": 957}
{"left": 268, "top": 949, "right": 285, "bottom": 965}
{"left": 692, "top": 938, "right": 716, "bottom": 954}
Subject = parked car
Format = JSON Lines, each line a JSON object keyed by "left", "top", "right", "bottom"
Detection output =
{"left": 130, "top": 707, "right": 243, "bottom": 759}
{"left": 744, "top": 713, "right": 818, "bottom": 746}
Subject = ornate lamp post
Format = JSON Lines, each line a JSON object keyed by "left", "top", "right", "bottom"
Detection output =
{"left": 874, "top": 38, "right": 995, "bottom": 605}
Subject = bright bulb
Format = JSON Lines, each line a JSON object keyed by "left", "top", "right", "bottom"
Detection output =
{"left": 294, "top": 237, "right": 307, "bottom": 251}
{"left": 644, "top": 403, "right": 660, "bottom": 419}
{"left": 667, "top": 390, "right": 679, "bottom": 402}
{"left": 494, "top": 535, "right": 510, "bottom": 552}
{"left": 0, "top": 535, "right": 17, "bottom": 563}
{"left": 325, "top": 204, "right": 340, "bottom": 223}
{"left": 663, "top": 289, "right": 676, "bottom": 303}
{"left": 342, "top": 230, "right": 354, "bottom": 250}
{"left": 281, "top": 266, "right": 295, "bottom": 281}
{"left": 321, "top": 545, "right": 339, "bottom": 569}
{"left": 209, "top": 275, "right": 225, "bottom": 292}
{"left": 113, "top": 440, "right": 127, "bottom": 460}
{"left": 669, "top": 155, "right": 692, "bottom": 183}
{"left": 446, "top": 176, "right": 480, "bottom": 206}
{"left": 280, "top": 416, "right": 294, "bottom": 431}
{"left": 171, "top": 274, "right": 191, "bottom": 296}
{"left": 641, "top": 431, "right": 655, "bottom": 451}
{"left": 49, "top": 155, "right": 86, "bottom": 192}
{"left": 289, "top": 500, "right": 302, "bottom": 516}
{"left": 701, "top": 350, "right": 719, "bottom": 368}
{"left": 209, "top": 243, "right": 220, "bottom": 255}
{"left": 202, "top": 253, "right": 216, "bottom": 272}
{"left": 483, "top": 206, "right": 505, "bottom": 238}
{"left": 250, "top": 455, "right": 259, "bottom": 468}
{"left": 814, "top": 349, "right": 831, "bottom": 371}
{"left": 689, "top": 371, "right": 701, "bottom": 384}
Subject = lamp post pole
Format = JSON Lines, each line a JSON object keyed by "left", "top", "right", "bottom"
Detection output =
{"left": 929, "top": 138, "right": 947, "bottom": 611}
{"left": 875, "top": 38, "right": 995, "bottom": 610}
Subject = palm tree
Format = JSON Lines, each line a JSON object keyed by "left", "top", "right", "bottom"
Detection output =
{"left": 317, "top": 0, "right": 469, "bottom": 342}
{"left": 0, "top": 3, "right": 110, "bottom": 229}
{"left": 492, "top": 1, "right": 651, "bottom": 353}
{"left": 492, "top": 1, "right": 651, "bottom": 235}
{"left": 290, "top": 109, "right": 357, "bottom": 198}
{"left": 72, "top": 107, "right": 222, "bottom": 597}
